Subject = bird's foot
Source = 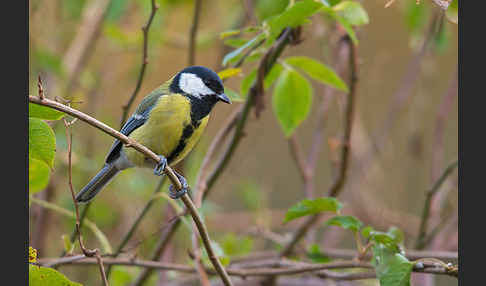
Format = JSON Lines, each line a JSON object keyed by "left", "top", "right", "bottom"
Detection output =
{"left": 153, "top": 155, "right": 168, "bottom": 176}
{"left": 169, "top": 171, "right": 189, "bottom": 199}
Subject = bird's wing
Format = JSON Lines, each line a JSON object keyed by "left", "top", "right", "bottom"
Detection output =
{"left": 105, "top": 91, "right": 166, "bottom": 163}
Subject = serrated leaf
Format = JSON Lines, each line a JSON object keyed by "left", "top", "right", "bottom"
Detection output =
{"left": 29, "top": 265, "right": 82, "bottom": 286}
{"left": 285, "top": 56, "right": 348, "bottom": 91}
{"left": 225, "top": 87, "right": 244, "bottom": 102}
{"left": 29, "top": 103, "right": 65, "bottom": 120}
{"left": 372, "top": 244, "right": 413, "bottom": 286}
{"left": 222, "top": 33, "right": 265, "bottom": 66}
{"left": 332, "top": 1, "right": 369, "bottom": 26}
{"left": 218, "top": 68, "right": 242, "bottom": 80}
{"left": 325, "top": 215, "right": 363, "bottom": 232}
{"left": 266, "top": 0, "right": 324, "bottom": 46}
{"left": 29, "top": 157, "right": 50, "bottom": 194}
{"left": 284, "top": 197, "right": 342, "bottom": 223}
{"left": 29, "top": 118, "right": 56, "bottom": 168}
{"left": 272, "top": 69, "right": 313, "bottom": 137}
{"left": 446, "top": 0, "right": 458, "bottom": 24}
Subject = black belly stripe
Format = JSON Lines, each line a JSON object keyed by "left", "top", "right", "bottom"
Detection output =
{"left": 167, "top": 123, "right": 195, "bottom": 163}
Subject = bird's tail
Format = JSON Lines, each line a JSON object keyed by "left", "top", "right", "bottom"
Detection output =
{"left": 75, "top": 163, "right": 120, "bottom": 203}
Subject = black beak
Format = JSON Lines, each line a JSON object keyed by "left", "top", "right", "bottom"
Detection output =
{"left": 217, "top": 93, "right": 231, "bottom": 104}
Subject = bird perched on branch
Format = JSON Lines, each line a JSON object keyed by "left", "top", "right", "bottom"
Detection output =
{"left": 75, "top": 66, "right": 230, "bottom": 203}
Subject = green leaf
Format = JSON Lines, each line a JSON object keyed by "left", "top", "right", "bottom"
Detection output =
{"left": 220, "top": 29, "right": 241, "bottom": 39}
{"left": 29, "top": 157, "right": 50, "bottom": 194}
{"left": 29, "top": 103, "right": 65, "bottom": 120}
{"left": 29, "top": 264, "right": 82, "bottom": 286}
{"left": 332, "top": 1, "right": 369, "bottom": 26}
{"left": 264, "top": 63, "right": 284, "bottom": 89}
{"left": 307, "top": 243, "right": 331, "bottom": 263}
{"left": 225, "top": 87, "right": 244, "bottom": 102}
{"left": 372, "top": 244, "right": 413, "bottom": 286}
{"left": 321, "top": 0, "right": 341, "bottom": 7}
{"left": 325, "top": 215, "right": 363, "bottom": 232}
{"left": 224, "top": 38, "right": 250, "bottom": 48}
{"left": 272, "top": 69, "right": 313, "bottom": 137}
{"left": 284, "top": 197, "right": 342, "bottom": 223}
{"left": 266, "top": 0, "right": 324, "bottom": 45}
{"left": 446, "top": 0, "right": 458, "bottom": 24}
{"left": 240, "top": 69, "right": 257, "bottom": 96}
{"left": 218, "top": 68, "right": 242, "bottom": 80}
{"left": 29, "top": 118, "right": 56, "bottom": 168}
{"left": 361, "top": 225, "right": 375, "bottom": 239}
{"left": 222, "top": 33, "right": 265, "bottom": 66}
{"left": 256, "top": 0, "right": 290, "bottom": 22}
{"left": 387, "top": 226, "right": 405, "bottom": 245}
{"left": 285, "top": 56, "right": 348, "bottom": 91}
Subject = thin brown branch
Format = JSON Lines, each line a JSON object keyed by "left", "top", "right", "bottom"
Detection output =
{"left": 120, "top": 0, "right": 159, "bottom": 127}
{"left": 288, "top": 136, "right": 310, "bottom": 184}
{"left": 30, "top": 95, "right": 233, "bottom": 286}
{"left": 40, "top": 256, "right": 457, "bottom": 278}
{"left": 415, "top": 159, "right": 458, "bottom": 249}
{"left": 188, "top": 0, "right": 202, "bottom": 66}
{"left": 279, "top": 36, "right": 359, "bottom": 258}
{"left": 63, "top": 118, "right": 109, "bottom": 286}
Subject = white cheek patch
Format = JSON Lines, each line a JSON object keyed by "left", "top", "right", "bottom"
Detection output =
{"left": 179, "top": 73, "right": 214, "bottom": 97}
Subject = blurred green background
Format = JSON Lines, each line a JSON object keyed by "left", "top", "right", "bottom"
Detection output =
{"left": 29, "top": 0, "right": 457, "bottom": 285}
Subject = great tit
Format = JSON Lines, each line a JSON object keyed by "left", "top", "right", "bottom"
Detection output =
{"left": 75, "top": 66, "right": 230, "bottom": 203}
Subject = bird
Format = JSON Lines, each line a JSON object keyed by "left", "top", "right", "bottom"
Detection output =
{"left": 75, "top": 66, "right": 231, "bottom": 203}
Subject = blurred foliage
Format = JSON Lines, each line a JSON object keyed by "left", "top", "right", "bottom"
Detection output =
{"left": 29, "top": 0, "right": 458, "bottom": 285}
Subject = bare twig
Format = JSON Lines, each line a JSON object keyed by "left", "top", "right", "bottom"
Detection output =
{"left": 30, "top": 95, "right": 233, "bottom": 286}
{"left": 63, "top": 118, "right": 109, "bottom": 286}
{"left": 415, "top": 160, "right": 458, "bottom": 249}
{"left": 120, "top": 0, "right": 159, "bottom": 127}
{"left": 279, "top": 36, "right": 359, "bottom": 258}
{"left": 40, "top": 256, "right": 457, "bottom": 278}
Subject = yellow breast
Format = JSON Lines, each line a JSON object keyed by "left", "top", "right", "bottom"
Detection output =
{"left": 124, "top": 94, "right": 209, "bottom": 167}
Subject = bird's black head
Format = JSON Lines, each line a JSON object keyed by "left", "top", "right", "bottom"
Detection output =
{"left": 170, "top": 66, "right": 230, "bottom": 104}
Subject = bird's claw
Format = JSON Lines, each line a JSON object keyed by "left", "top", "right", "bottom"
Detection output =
{"left": 169, "top": 172, "right": 189, "bottom": 199}
{"left": 153, "top": 155, "right": 168, "bottom": 176}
